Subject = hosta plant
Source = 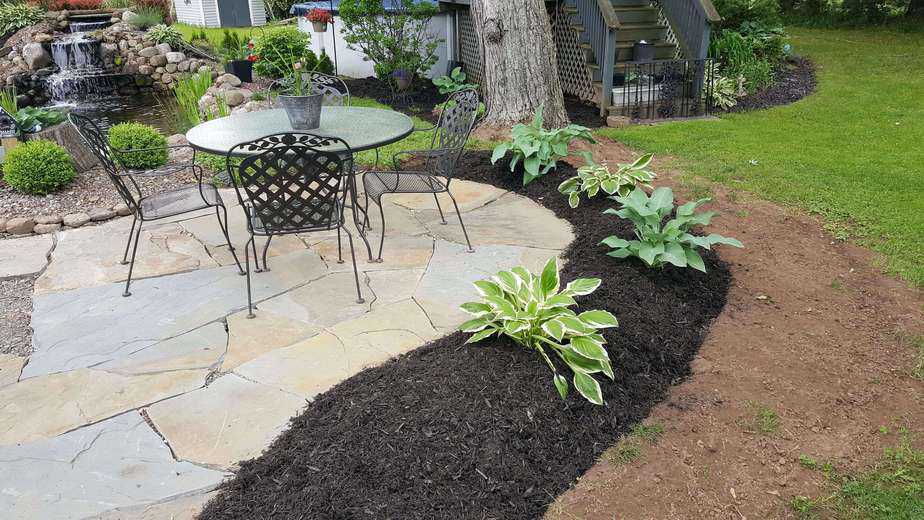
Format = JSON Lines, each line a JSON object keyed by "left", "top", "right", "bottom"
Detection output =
{"left": 558, "top": 153, "right": 656, "bottom": 208}
{"left": 708, "top": 63, "right": 739, "bottom": 110}
{"left": 491, "top": 105, "right": 595, "bottom": 186}
{"left": 601, "top": 187, "right": 743, "bottom": 272}
{"left": 458, "top": 257, "right": 618, "bottom": 405}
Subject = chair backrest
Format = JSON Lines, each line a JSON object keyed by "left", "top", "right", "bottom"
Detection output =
{"left": 68, "top": 112, "right": 140, "bottom": 213}
{"left": 227, "top": 133, "right": 352, "bottom": 235}
{"left": 429, "top": 88, "right": 480, "bottom": 179}
{"left": 270, "top": 72, "right": 350, "bottom": 107}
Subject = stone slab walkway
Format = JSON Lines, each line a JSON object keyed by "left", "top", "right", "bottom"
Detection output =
{"left": 0, "top": 180, "right": 573, "bottom": 519}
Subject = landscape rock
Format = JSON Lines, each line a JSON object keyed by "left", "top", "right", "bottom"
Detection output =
{"left": 0, "top": 234, "right": 52, "bottom": 277}
{"left": 62, "top": 212, "right": 90, "bottom": 227}
{"left": 137, "top": 46, "right": 157, "bottom": 58}
{"left": 34, "top": 214, "right": 61, "bottom": 225}
{"left": 215, "top": 73, "right": 241, "bottom": 87}
{"left": 224, "top": 89, "right": 245, "bottom": 106}
{"left": 33, "top": 223, "right": 61, "bottom": 234}
{"left": 165, "top": 51, "right": 185, "bottom": 63}
{"left": 113, "top": 203, "right": 131, "bottom": 216}
{"left": 149, "top": 54, "right": 167, "bottom": 67}
{"left": 155, "top": 43, "right": 171, "bottom": 55}
{"left": 5, "top": 216, "right": 35, "bottom": 234}
{"left": 89, "top": 207, "right": 116, "bottom": 221}
{"left": 21, "top": 43, "right": 50, "bottom": 70}
{"left": 121, "top": 10, "right": 138, "bottom": 23}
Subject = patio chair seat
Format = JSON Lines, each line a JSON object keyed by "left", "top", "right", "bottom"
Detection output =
{"left": 246, "top": 199, "right": 341, "bottom": 236}
{"left": 139, "top": 184, "right": 222, "bottom": 220}
{"left": 363, "top": 171, "right": 446, "bottom": 202}
{"left": 123, "top": 161, "right": 195, "bottom": 178}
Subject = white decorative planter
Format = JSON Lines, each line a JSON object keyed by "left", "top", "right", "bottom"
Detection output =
{"left": 612, "top": 85, "right": 662, "bottom": 107}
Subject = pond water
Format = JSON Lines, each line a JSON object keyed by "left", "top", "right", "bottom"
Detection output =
{"left": 53, "top": 92, "right": 186, "bottom": 136}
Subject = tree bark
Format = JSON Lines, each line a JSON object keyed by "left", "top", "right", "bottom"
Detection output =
{"left": 471, "top": 0, "right": 569, "bottom": 128}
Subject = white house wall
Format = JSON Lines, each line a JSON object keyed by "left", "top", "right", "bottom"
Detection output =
{"left": 298, "top": 13, "right": 451, "bottom": 79}
{"left": 173, "top": 0, "right": 206, "bottom": 26}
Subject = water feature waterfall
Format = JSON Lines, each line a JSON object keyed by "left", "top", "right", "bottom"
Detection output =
{"left": 69, "top": 21, "right": 109, "bottom": 32}
{"left": 46, "top": 28, "right": 134, "bottom": 102}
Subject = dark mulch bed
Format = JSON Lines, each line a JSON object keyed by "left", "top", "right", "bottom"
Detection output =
{"left": 198, "top": 151, "right": 732, "bottom": 520}
{"left": 728, "top": 57, "right": 817, "bottom": 113}
{"left": 344, "top": 77, "right": 443, "bottom": 123}
{"left": 565, "top": 95, "right": 607, "bottom": 128}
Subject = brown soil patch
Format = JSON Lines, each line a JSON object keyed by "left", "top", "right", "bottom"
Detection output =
{"left": 547, "top": 137, "right": 924, "bottom": 519}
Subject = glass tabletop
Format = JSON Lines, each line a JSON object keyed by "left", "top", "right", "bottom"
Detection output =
{"left": 185, "top": 106, "right": 415, "bottom": 156}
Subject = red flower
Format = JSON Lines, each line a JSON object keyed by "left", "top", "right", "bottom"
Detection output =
{"left": 306, "top": 8, "right": 333, "bottom": 24}
{"left": 247, "top": 54, "right": 258, "bottom": 62}
{"left": 247, "top": 41, "right": 254, "bottom": 49}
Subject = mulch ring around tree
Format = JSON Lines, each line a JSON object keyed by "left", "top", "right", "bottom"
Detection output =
{"left": 197, "top": 151, "right": 732, "bottom": 520}
{"left": 344, "top": 77, "right": 444, "bottom": 123}
{"left": 727, "top": 56, "right": 817, "bottom": 113}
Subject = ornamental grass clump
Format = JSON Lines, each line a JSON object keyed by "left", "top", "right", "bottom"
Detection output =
{"left": 558, "top": 153, "right": 656, "bottom": 208}
{"left": 108, "top": 122, "right": 168, "bottom": 170}
{"left": 491, "top": 105, "right": 595, "bottom": 186}
{"left": 2, "top": 140, "right": 75, "bottom": 195}
{"left": 459, "top": 257, "right": 618, "bottom": 405}
{"left": 601, "top": 186, "right": 743, "bottom": 272}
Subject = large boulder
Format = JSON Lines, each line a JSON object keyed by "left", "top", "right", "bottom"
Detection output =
{"left": 122, "top": 10, "right": 138, "bottom": 23}
{"left": 215, "top": 73, "right": 241, "bottom": 87}
{"left": 149, "top": 54, "right": 167, "bottom": 67}
{"left": 22, "top": 43, "right": 50, "bottom": 71}
{"left": 138, "top": 46, "right": 158, "bottom": 58}
{"left": 165, "top": 51, "right": 185, "bottom": 63}
{"left": 155, "top": 43, "right": 171, "bottom": 55}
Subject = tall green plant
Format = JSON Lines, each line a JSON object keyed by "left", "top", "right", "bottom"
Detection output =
{"left": 172, "top": 72, "right": 213, "bottom": 130}
{"left": 491, "top": 106, "right": 595, "bottom": 186}
{"left": 601, "top": 187, "right": 743, "bottom": 272}
{"left": 0, "top": 3, "right": 44, "bottom": 35}
{"left": 459, "top": 258, "right": 618, "bottom": 405}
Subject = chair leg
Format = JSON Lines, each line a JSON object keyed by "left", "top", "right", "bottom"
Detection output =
{"left": 122, "top": 219, "right": 143, "bottom": 297}
{"left": 362, "top": 191, "right": 371, "bottom": 231}
{"left": 120, "top": 215, "right": 137, "bottom": 265}
{"left": 375, "top": 198, "right": 387, "bottom": 263}
{"left": 336, "top": 224, "right": 344, "bottom": 264}
{"left": 260, "top": 235, "right": 273, "bottom": 272}
{"left": 244, "top": 236, "right": 255, "bottom": 319}
{"left": 216, "top": 206, "right": 244, "bottom": 275}
{"left": 251, "top": 236, "right": 263, "bottom": 273}
{"left": 433, "top": 193, "right": 447, "bottom": 224}
{"left": 448, "top": 190, "right": 474, "bottom": 253}
{"left": 342, "top": 227, "right": 365, "bottom": 304}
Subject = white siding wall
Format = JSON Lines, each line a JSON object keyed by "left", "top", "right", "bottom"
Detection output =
{"left": 248, "top": 0, "right": 267, "bottom": 26}
{"left": 173, "top": 0, "right": 205, "bottom": 25}
{"left": 202, "top": 0, "right": 220, "bottom": 27}
{"left": 298, "top": 12, "right": 452, "bottom": 79}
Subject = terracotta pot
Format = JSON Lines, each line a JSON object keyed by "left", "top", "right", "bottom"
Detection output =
{"left": 278, "top": 93, "right": 324, "bottom": 130}
{"left": 312, "top": 21, "right": 328, "bottom": 32}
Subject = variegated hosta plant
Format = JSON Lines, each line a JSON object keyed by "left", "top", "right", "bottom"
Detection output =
{"left": 601, "top": 186, "right": 743, "bottom": 272}
{"left": 458, "top": 258, "right": 618, "bottom": 405}
{"left": 558, "top": 153, "right": 656, "bottom": 208}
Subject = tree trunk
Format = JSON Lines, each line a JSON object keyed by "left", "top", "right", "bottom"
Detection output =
{"left": 471, "top": 0, "right": 569, "bottom": 128}
{"left": 24, "top": 123, "right": 97, "bottom": 172}
{"left": 908, "top": 0, "right": 924, "bottom": 16}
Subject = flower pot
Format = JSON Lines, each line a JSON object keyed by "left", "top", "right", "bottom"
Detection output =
{"left": 391, "top": 70, "right": 413, "bottom": 92}
{"left": 312, "top": 21, "right": 328, "bottom": 32}
{"left": 224, "top": 60, "right": 253, "bottom": 83}
{"left": 278, "top": 93, "right": 324, "bottom": 130}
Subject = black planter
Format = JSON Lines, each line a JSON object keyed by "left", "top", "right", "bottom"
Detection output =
{"left": 633, "top": 40, "right": 655, "bottom": 62}
{"left": 224, "top": 60, "right": 253, "bottom": 83}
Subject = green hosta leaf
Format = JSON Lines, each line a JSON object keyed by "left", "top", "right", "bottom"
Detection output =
{"left": 459, "top": 316, "right": 490, "bottom": 332}
{"left": 578, "top": 310, "right": 619, "bottom": 329}
{"left": 539, "top": 257, "right": 560, "bottom": 297}
{"left": 648, "top": 187, "right": 675, "bottom": 215}
{"left": 706, "top": 234, "right": 744, "bottom": 248}
{"left": 509, "top": 153, "right": 521, "bottom": 172}
{"left": 600, "top": 179, "right": 619, "bottom": 194}
{"left": 484, "top": 295, "right": 517, "bottom": 318}
{"left": 685, "top": 247, "right": 707, "bottom": 272}
{"left": 541, "top": 319, "right": 566, "bottom": 341}
{"left": 568, "top": 192, "right": 580, "bottom": 208}
{"left": 552, "top": 141, "right": 568, "bottom": 157}
{"left": 637, "top": 242, "right": 664, "bottom": 266}
{"left": 558, "top": 316, "right": 595, "bottom": 335}
{"left": 600, "top": 236, "right": 630, "bottom": 249}
{"left": 465, "top": 327, "right": 497, "bottom": 344}
{"left": 680, "top": 233, "right": 713, "bottom": 250}
{"left": 523, "top": 155, "right": 541, "bottom": 178}
{"left": 573, "top": 371, "right": 604, "bottom": 405}
{"left": 504, "top": 320, "right": 528, "bottom": 335}
{"left": 606, "top": 248, "right": 633, "bottom": 258}
{"left": 558, "top": 176, "right": 579, "bottom": 194}
{"left": 510, "top": 266, "right": 533, "bottom": 285}
{"left": 460, "top": 302, "right": 492, "bottom": 316}
{"left": 630, "top": 153, "right": 653, "bottom": 170}
{"left": 544, "top": 293, "right": 577, "bottom": 308}
{"left": 473, "top": 279, "right": 502, "bottom": 298}
{"left": 564, "top": 278, "right": 601, "bottom": 296}
{"left": 570, "top": 335, "right": 610, "bottom": 362}
{"left": 553, "top": 373, "right": 569, "bottom": 399}
{"left": 662, "top": 242, "right": 688, "bottom": 268}
{"left": 494, "top": 270, "right": 519, "bottom": 294}
{"left": 490, "top": 143, "right": 510, "bottom": 164}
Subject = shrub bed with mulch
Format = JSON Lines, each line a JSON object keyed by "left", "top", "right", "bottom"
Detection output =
{"left": 197, "top": 151, "right": 732, "bottom": 520}
{"left": 728, "top": 57, "right": 816, "bottom": 113}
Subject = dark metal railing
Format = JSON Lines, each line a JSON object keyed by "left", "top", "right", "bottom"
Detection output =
{"left": 657, "top": 0, "right": 720, "bottom": 60}
{"left": 609, "top": 58, "right": 715, "bottom": 119}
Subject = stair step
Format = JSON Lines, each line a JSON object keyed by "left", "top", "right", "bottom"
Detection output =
{"left": 610, "top": 0, "right": 654, "bottom": 7}
{"left": 615, "top": 41, "right": 676, "bottom": 60}
{"left": 611, "top": 6, "right": 660, "bottom": 23}
{"left": 615, "top": 23, "right": 668, "bottom": 42}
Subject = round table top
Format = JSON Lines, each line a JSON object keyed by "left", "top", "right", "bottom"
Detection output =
{"left": 185, "top": 106, "right": 415, "bottom": 156}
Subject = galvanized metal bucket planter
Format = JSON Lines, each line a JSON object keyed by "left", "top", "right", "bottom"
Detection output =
{"left": 278, "top": 93, "right": 323, "bottom": 130}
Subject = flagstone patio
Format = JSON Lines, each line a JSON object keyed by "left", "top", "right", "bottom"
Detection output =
{"left": 0, "top": 179, "right": 573, "bottom": 519}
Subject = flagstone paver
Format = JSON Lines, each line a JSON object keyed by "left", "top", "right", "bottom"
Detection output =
{"left": 25, "top": 250, "right": 328, "bottom": 377}
{"left": 0, "top": 412, "right": 225, "bottom": 520}
{"left": 0, "top": 367, "right": 207, "bottom": 445}
{"left": 0, "top": 177, "right": 573, "bottom": 517}
{"left": 145, "top": 374, "right": 306, "bottom": 469}
{"left": 0, "top": 234, "right": 53, "bottom": 278}
{"left": 222, "top": 309, "right": 320, "bottom": 372}
{"left": 0, "top": 354, "right": 25, "bottom": 387}
{"left": 234, "top": 299, "right": 439, "bottom": 399}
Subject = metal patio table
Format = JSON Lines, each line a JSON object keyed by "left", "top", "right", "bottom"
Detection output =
{"left": 186, "top": 106, "right": 415, "bottom": 260}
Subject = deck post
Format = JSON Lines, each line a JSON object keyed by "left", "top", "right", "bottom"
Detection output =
{"left": 599, "top": 29, "right": 616, "bottom": 118}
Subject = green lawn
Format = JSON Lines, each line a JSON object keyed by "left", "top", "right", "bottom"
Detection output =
{"left": 599, "top": 27, "right": 924, "bottom": 286}
{"left": 172, "top": 22, "right": 291, "bottom": 48}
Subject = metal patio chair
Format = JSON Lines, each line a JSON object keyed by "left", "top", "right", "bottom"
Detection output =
{"left": 361, "top": 89, "right": 480, "bottom": 261}
{"left": 68, "top": 113, "right": 243, "bottom": 297}
{"left": 227, "top": 132, "right": 366, "bottom": 318}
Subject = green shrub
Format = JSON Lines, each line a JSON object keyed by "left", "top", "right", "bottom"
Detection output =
{"left": 459, "top": 257, "right": 618, "bottom": 405}
{"left": 710, "top": 30, "right": 778, "bottom": 92}
{"left": 338, "top": 0, "right": 440, "bottom": 80}
{"left": 253, "top": 28, "right": 315, "bottom": 78}
{"left": 130, "top": 7, "right": 163, "bottom": 29}
{"left": 708, "top": 65, "right": 741, "bottom": 110}
{"left": 0, "top": 3, "right": 44, "bottom": 36}
{"left": 558, "top": 153, "right": 656, "bottom": 208}
{"left": 2, "top": 140, "right": 75, "bottom": 195}
{"left": 108, "top": 122, "right": 168, "bottom": 170}
{"left": 317, "top": 51, "right": 334, "bottom": 75}
{"left": 433, "top": 66, "right": 478, "bottom": 95}
{"left": 712, "top": 0, "right": 782, "bottom": 30}
{"left": 147, "top": 24, "right": 183, "bottom": 47}
{"left": 601, "top": 187, "right": 743, "bottom": 272}
{"left": 491, "top": 105, "right": 595, "bottom": 186}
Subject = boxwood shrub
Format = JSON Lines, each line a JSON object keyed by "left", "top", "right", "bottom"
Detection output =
{"left": 108, "top": 122, "right": 168, "bottom": 170}
{"left": 2, "top": 140, "right": 75, "bottom": 195}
